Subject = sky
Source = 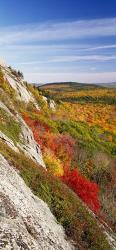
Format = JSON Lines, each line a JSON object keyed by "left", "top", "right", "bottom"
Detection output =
{"left": 0, "top": 0, "right": 116, "bottom": 83}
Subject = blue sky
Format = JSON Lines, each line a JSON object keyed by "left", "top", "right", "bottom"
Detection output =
{"left": 0, "top": 0, "right": 116, "bottom": 83}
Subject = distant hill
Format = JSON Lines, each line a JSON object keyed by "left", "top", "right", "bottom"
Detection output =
{"left": 97, "top": 82, "right": 116, "bottom": 88}
{"left": 39, "top": 81, "right": 102, "bottom": 91}
{"left": 39, "top": 81, "right": 116, "bottom": 105}
{"left": 39, "top": 81, "right": 116, "bottom": 89}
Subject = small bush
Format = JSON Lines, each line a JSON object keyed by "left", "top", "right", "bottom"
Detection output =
{"left": 61, "top": 169, "right": 100, "bottom": 213}
{"left": 43, "top": 149, "right": 64, "bottom": 176}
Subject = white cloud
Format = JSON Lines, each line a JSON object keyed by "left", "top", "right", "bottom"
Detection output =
{"left": 1, "top": 43, "right": 116, "bottom": 54}
{"left": 0, "top": 44, "right": 87, "bottom": 51}
{"left": 51, "top": 55, "right": 116, "bottom": 62}
{"left": 0, "top": 17, "right": 116, "bottom": 44}
{"left": 0, "top": 18, "right": 116, "bottom": 83}
{"left": 18, "top": 54, "right": 116, "bottom": 65}
{"left": 24, "top": 71, "right": 116, "bottom": 83}
{"left": 90, "top": 67, "right": 96, "bottom": 71}
{"left": 85, "top": 44, "right": 116, "bottom": 51}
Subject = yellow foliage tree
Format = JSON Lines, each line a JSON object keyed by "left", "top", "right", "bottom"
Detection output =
{"left": 43, "top": 149, "right": 64, "bottom": 177}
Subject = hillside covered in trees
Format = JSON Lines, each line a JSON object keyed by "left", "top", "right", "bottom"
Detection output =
{"left": 0, "top": 63, "right": 115, "bottom": 249}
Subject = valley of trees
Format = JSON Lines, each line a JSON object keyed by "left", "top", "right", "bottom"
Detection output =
{"left": 22, "top": 82, "right": 116, "bottom": 231}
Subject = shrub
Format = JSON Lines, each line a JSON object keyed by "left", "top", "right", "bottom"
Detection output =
{"left": 61, "top": 169, "right": 100, "bottom": 213}
{"left": 52, "top": 134, "right": 75, "bottom": 165}
{"left": 0, "top": 68, "right": 4, "bottom": 83}
{"left": 27, "top": 84, "right": 47, "bottom": 109}
{"left": 0, "top": 68, "right": 15, "bottom": 97}
{"left": 43, "top": 149, "right": 64, "bottom": 176}
{"left": 8, "top": 66, "right": 24, "bottom": 79}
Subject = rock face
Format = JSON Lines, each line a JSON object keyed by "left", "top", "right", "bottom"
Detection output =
{"left": 49, "top": 100, "right": 56, "bottom": 111}
{"left": 0, "top": 154, "right": 74, "bottom": 250}
{"left": 0, "top": 62, "right": 45, "bottom": 168}
{"left": 17, "top": 114, "right": 46, "bottom": 168}
{"left": 0, "top": 131, "right": 19, "bottom": 153}
{"left": 0, "top": 99, "right": 45, "bottom": 168}
{"left": 0, "top": 59, "right": 6, "bottom": 67}
{"left": 0, "top": 63, "right": 74, "bottom": 249}
{"left": 1, "top": 63, "right": 38, "bottom": 105}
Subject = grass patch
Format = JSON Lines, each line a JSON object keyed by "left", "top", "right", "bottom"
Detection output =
{"left": 0, "top": 108, "right": 21, "bottom": 143}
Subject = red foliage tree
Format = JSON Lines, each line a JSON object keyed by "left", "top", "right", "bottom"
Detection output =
{"left": 61, "top": 169, "right": 100, "bottom": 213}
{"left": 23, "top": 114, "right": 50, "bottom": 147}
{"left": 53, "top": 134, "right": 75, "bottom": 169}
{"left": 23, "top": 113, "right": 100, "bottom": 213}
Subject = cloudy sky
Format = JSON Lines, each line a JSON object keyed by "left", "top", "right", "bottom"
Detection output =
{"left": 0, "top": 0, "right": 116, "bottom": 83}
